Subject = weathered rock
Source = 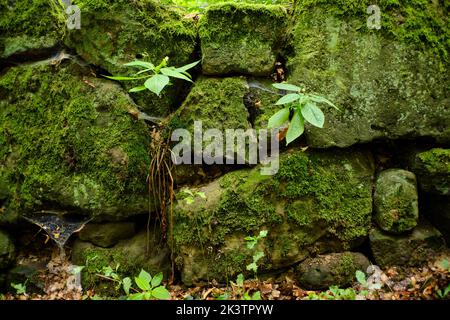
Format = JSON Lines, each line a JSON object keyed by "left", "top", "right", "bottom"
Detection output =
{"left": 411, "top": 148, "right": 450, "bottom": 195}
{"left": 0, "top": 229, "right": 15, "bottom": 269}
{"left": 167, "top": 76, "right": 252, "bottom": 164}
{"left": 172, "top": 148, "right": 374, "bottom": 285}
{"left": 72, "top": 230, "right": 169, "bottom": 294}
{"left": 66, "top": 0, "right": 197, "bottom": 116}
{"left": 0, "top": 0, "right": 62, "bottom": 59}
{"left": 0, "top": 62, "right": 151, "bottom": 221}
{"left": 288, "top": 2, "right": 450, "bottom": 148}
{"left": 79, "top": 222, "right": 136, "bottom": 248}
{"left": 295, "top": 252, "right": 370, "bottom": 290}
{"left": 374, "top": 169, "right": 419, "bottom": 234}
{"left": 369, "top": 222, "right": 446, "bottom": 267}
{"left": 199, "top": 3, "right": 288, "bottom": 76}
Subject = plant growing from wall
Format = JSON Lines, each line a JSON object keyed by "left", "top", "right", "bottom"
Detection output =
{"left": 268, "top": 83, "right": 338, "bottom": 145}
{"left": 245, "top": 230, "right": 268, "bottom": 278}
{"left": 105, "top": 56, "right": 199, "bottom": 96}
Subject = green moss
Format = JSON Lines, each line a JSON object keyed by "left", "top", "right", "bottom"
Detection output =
{"left": 416, "top": 148, "right": 450, "bottom": 175}
{"left": 199, "top": 2, "right": 288, "bottom": 75}
{"left": 173, "top": 148, "right": 374, "bottom": 283}
{"left": 0, "top": 0, "right": 63, "bottom": 58}
{"left": 413, "top": 148, "right": 450, "bottom": 195}
{"left": 0, "top": 62, "right": 150, "bottom": 219}
{"left": 297, "top": 0, "right": 450, "bottom": 61}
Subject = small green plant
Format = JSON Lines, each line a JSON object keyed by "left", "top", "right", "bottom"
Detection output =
{"left": 306, "top": 286, "right": 357, "bottom": 300}
{"left": 231, "top": 273, "right": 261, "bottom": 301}
{"left": 180, "top": 188, "right": 206, "bottom": 205}
{"left": 127, "top": 270, "right": 171, "bottom": 300}
{"left": 268, "top": 83, "right": 338, "bottom": 145}
{"left": 245, "top": 230, "right": 268, "bottom": 277}
{"left": 437, "top": 284, "right": 450, "bottom": 299}
{"left": 11, "top": 282, "right": 27, "bottom": 295}
{"left": 105, "top": 56, "right": 199, "bottom": 96}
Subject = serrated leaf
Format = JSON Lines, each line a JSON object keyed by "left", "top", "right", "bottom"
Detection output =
{"left": 301, "top": 102, "right": 325, "bottom": 128}
{"left": 176, "top": 60, "right": 200, "bottom": 72}
{"left": 253, "top": 251, "right": 264, "bottom": 263}
{"left": 160, "top": 67, "right": 193, "bottom": 82}
{"left": 124, "top": 60, "right": 155, "bottom": 69}
{"left": 246, "top": 262, "right": 257, "bottom": 272}
{"left": 151, "top": 272, "right": 163, "bottom": 288}
{"left": 135, "top": 276, "right": 151, "bottom": 291}
{"left": 275, "top": 93, "right": 301, "bottom": 105}
{"left": 310, "top": 94, "right": 339, "bottom": 110}
{"left": 286, "top": 110, "right": 304, "bottom": 145}
{"left": 144, "top": 74, "right": 170, "bottom": 96}
{"left": 129, "top": 86, "right": 147, "bottom": 93}
{"left": 151, "top": 286, "right": 171, "bottom": 300}
{"left": 268, "top": 107, "right": 289, "bottom": 128}
{"left": 122, "top": 277, "right": 132, "bottom": 295}
{"left": 272, "top": 83, "right": 301, "bottom": 92}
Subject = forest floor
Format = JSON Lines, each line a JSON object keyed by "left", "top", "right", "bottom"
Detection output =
{"left": 2, "top": 249, "right": 449, "bottom": 301}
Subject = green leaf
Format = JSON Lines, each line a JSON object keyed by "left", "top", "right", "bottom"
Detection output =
{"left": 252, "top": 291, "right": 261, "bottom": 300}
{"left": 135, "top": 277, "right": 151, "bottom": 291}
{"left": 127, "top": 293, "right": 145, "bottom": 300}
{"left": 253, "top": 251, "right": 265, "bottom": 263}
{"left": 160, "top": 67, "right": 193, "bottom": 82}
{"left": 144, "top": 74, "right": 170, "bottom": 96}
{"left": 275, "top": 93, "right": 301, "bottom": 105}
{"left": 138, "top": 269, "right": 152, "bottom": 284}
{"left": 309, "top": 94, "right": 339, "bottom": 110}
{"left": 286, "top": 110, "right": 304, "bottom": 145}
{"left": 176, "top": 60, "right": 200, "bottom": 72}
{"left": 236, "top": 274, "right": 244, "bottom": 287}
{"left": 124, "top": 60, "right": 155, "bottom": 69}
{"left": 272, "top": 83, "right": 301, "bottom": 92}
{"left": 355, "top": 270, "right": 367, "bottom": 286}
{"left": 246, "top": 262, "right": 257, "bottom": 273}
{"left": 129, "top": 86, "right": 147, "bottom": 93}
{"left": 151, "top": 286, "right": 171, "bottom": 300}
{"left": 122, "top": 277, "right": 132, "bottom": 295}
{"left": 151, "top": 272, "right": 163, "bottom": 288}
{"left": 185, "top": 196, "right": 194, "bottom": 205}
{"left": 268, "top": 107, "right": 289, "bottom": 128}
{"left": 259, "top": 230, "right": 268, "bottom": 238}
{"left": 104, "top": 75, "right": 147, "bottom": 81}
{"left": 301, "top": 102, "right": 325, "bottom": 128}
{"left": 196, "top": 192, "right": 206, "bottom": 199}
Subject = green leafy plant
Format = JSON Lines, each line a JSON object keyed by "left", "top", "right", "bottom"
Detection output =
{"left": 127, "top": 270, "right": 171, "bottom": 300}
{"left": 105, "top": 56, "right": 199, "bottom": 96}
{"left": 11, "top": 282, "right": 27, "bottom": 295}
{"left": 231, "top": 273, "right": 261, "bottom": 301}
{"left": 180, "top": 188, "right": 206, "bottom": 205}
{"left": 245, "top": 230, "right": 268, "bottom": 277}
{"left": 437, "top": 284, "right": 450, "bottom": 299}
{"left": 268, "top": 83, "right": 338, "bottom": 145}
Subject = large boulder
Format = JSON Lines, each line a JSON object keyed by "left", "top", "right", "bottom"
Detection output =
{"left": 0, "top": 61, "right": 151, "bottom": 222}
{"left": 79, "top": 222, "right": 136, "bottom": 248}
{"left": 369, "top": 221, "right": 446, "bottom": 267}
{"left": 410, "top": 148, "right": 450, "bottom": 195}
{"left": 288, "top": 1, "right": 450, "bottom": 148}
{"left": 172, "top": 148, "right": 374, "bottom": 285}
{"left": 0, "top": 229, "right": 15, "bottom": 269}
{"left": 374, "top": 169, "right": 419, "bottom": 234}
{"left": 295, "top": 252, "right": 370, "bottom": 290}
{"left": 66, "top": 0, "right": 198, "bottom": 116}
{"left": 199, "top": 3, "right": 288, "bottom": 76}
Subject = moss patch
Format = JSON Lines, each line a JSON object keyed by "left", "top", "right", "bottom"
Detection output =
{"left": 0, "top": 62, "right": 150, "bottom": 220}
{"left": 199, "top": 2, "right": 288, "bottom": 75}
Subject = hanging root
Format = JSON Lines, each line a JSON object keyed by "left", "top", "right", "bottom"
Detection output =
{"left": 147, "top": 127, "right": 175, "bottom": 277}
